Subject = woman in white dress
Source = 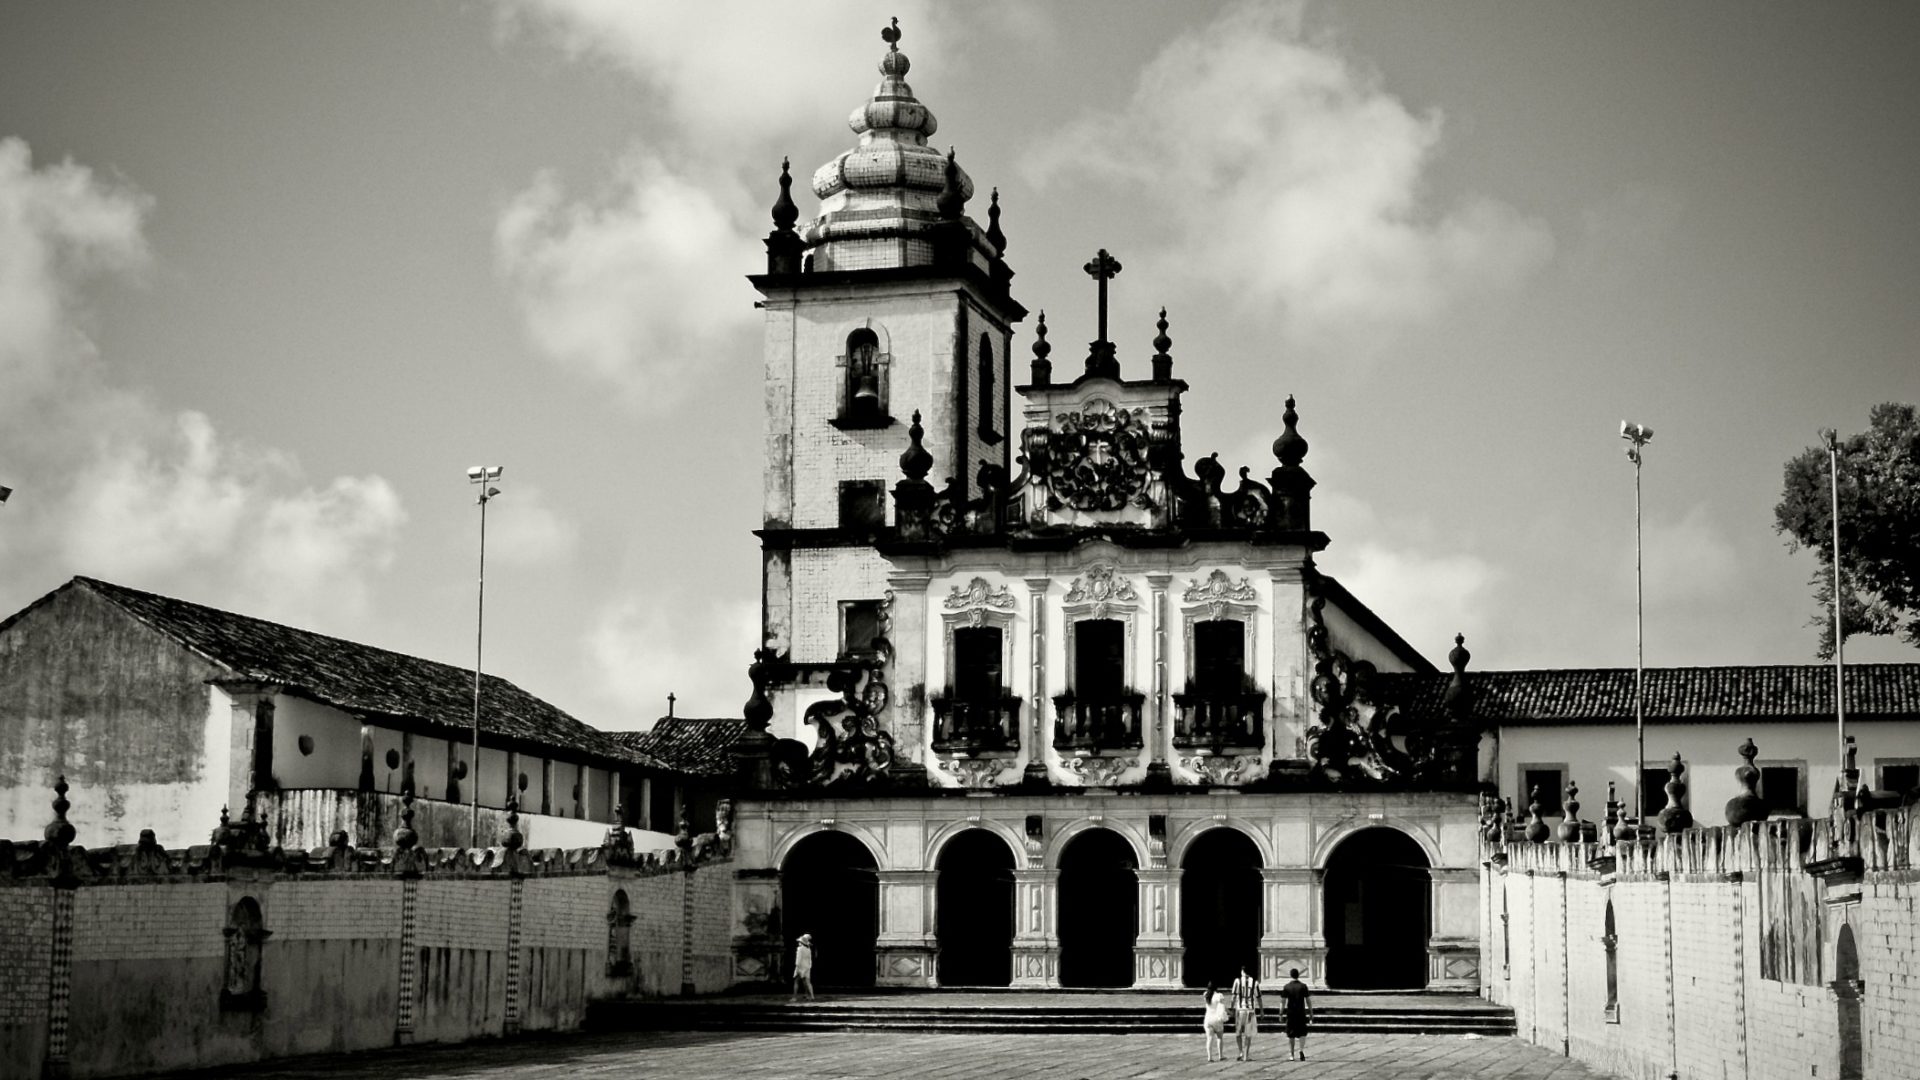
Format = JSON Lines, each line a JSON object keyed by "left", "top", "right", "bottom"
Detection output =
{"left": 1201, "top": 981, "right": 1230, "bottom": 1062}
{"left": 791, "top": 933, "right": 815, "bottom": 1002}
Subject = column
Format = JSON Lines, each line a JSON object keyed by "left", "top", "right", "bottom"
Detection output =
{"left": 1010, "top": 867, "right": 1058, "bottom": 987}
{"left": 874, "top": 868, "right": 936, "bottom": 986}
{"left": 886, "top": 573, "right": 931, "bottom": 768}
{"left": 1260, "top": 866, "right": 1322, "bottom": 985}
{"left": 1023, "top": 577, "right": 1051, "bottom": 784}
{"left": 1145, "top": 574, "right": 1172, "bottom": 785}
{"left": 1135, "top": 866, "right": 1182, "bottom": 987}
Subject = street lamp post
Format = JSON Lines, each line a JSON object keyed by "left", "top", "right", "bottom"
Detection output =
{"left": 1621, "top": 421, "right": 1654, "bottom": 834}
{"left": 466, "top": 465, "right": 503, "bottom": 847}
{"left": 1824, "top": 429, "right": 1846, "bottom": 787}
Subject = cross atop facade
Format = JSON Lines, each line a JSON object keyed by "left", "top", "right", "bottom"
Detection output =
{"left": 1082, "top": 249, "right": 1123, "bottom": 378}
{"left": 667, "top": 692, "right": 676, "bottom": 717}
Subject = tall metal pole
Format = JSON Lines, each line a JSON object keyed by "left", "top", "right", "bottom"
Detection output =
{"left": 1826, "top": 430, "right": 1846, "bottom": 786}
{"left": 467, "top": 466, "right": 502, "bottom": 847}
{"left": 1622, "top": 422, "right": 1653, "bottom": 828}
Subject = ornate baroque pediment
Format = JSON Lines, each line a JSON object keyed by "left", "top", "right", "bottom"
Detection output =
{"left": 1042, "top": 398, "right": 1155, "bottom": 512}
{"left": 1182, "top": 569, "right": 1258, "bottom": 619}
{"left": 1064, "top": 564, "right": 1138, "bottom": 617}
{"left": 943, "top": 576, "right": 1016, "bottom": 627}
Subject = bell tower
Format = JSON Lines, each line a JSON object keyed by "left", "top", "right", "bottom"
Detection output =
{"left": 751, "top": 20, "right": 1025, "bottom": 723}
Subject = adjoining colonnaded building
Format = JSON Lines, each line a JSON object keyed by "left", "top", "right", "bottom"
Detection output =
{"left": 0, "top": 576, "right": 703, "bottom": 852}
{"left": 720, "top": 21, "right": 1920, "bottom": 994}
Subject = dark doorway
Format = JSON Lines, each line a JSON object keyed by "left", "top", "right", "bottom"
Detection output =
{"left": 936, "top": 830, "right": 1016, "bottom": 986}
{"left": 1181, "top": 828, "right": 1263, "bottom": 988}
{"left": 781, "top": 831, "right": 878, "bottom": 989}
{"left": 1057, "top": 828, "right": 1138, "bottom": 987}
{"left": 1835, "top": 924, "right": 1863, "bottom": 1080}
{"left": 1322, "top": 827, "right": 1430, "bottom": 990}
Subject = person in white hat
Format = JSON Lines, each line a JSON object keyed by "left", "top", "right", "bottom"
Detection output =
{"left": 791, "top": 933, "right": 815, "bottom": 1002}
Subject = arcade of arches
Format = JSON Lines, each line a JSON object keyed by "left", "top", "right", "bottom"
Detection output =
{"left": 755, "top": 805, "right": 1471, "bottom": 992}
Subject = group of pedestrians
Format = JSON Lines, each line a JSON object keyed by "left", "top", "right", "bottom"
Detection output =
{"left": 1203, "top": 966, "right": 1312, "bottom": 1063}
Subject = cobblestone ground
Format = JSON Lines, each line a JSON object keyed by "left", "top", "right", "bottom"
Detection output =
{"left": 154, "top": 1031, "right": 1621, "bottom": 1079}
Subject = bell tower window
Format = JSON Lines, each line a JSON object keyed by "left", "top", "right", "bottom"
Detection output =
{"left": 835, "top": 327, "right": 893, "bottom": 429}
{"left": 977, "top": 333, "right": 1000, "bottom": 443}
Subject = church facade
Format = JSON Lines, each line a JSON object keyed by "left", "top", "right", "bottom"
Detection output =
{"left": 726, "top": 22, "right": 1484, "bottom": 993}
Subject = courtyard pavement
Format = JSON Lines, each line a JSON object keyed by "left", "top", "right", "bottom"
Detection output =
{"left": 154, "top": 1030, "right": 1621, "bottom": 1079}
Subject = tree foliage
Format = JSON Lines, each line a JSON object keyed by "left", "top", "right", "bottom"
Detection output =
{"left": 1774, "top": 403, "right": 1920, "bottom": 658}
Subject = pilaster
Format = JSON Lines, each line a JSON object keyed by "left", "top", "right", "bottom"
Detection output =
{"left": 1010, "top": 867, "right": 1058, "bottom": 986}
{"left": 886, "top": 575, "right": 932, "bottom": 763}
{"left": 1023, "top": 578, "right": 1051, "bottom": 784}
{"left": 1261, "top": 866, "right": 1320, "bottom": 983}
{"left": 875, "top": 868, "right": 935, "bottom": 986}
{"left": 1135, "top": 866, "right": 1182, "bottom": 987}
{"left": 1145, "top": 573, "right": 1172, "bottom": 785}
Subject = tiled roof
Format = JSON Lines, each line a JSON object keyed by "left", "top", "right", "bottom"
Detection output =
{"left": 40, "top": 577, "right": 643, "bottom": 765}
{"left": 1376, "top": 665, "right": 1920, "bottom": 726}
{"left": 616, "top": 717, "right": 748, "bottom": 777}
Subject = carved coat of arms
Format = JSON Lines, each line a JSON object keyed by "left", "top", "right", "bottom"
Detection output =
{"left": 1044, "top": 399, "right": 1155, "bottom": 511}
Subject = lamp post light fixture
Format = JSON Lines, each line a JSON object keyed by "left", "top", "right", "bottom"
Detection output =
{"left": 466, "top": 465, "right": 503, "bottom": 847}
{"left": 1823, "top": 429, "right": 1847, "bottom": 787}
{"left": 1620, "top": 420, "right": 1653, "bottom": 835}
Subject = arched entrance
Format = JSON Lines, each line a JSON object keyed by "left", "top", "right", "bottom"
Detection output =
{"left": 781, "top": 831, "right": 878, "bottom": 989}
{"left": 1322, "top": 827, "right": 1430, "bottom": 989}
{"left": 1181, "top": 828, "right": 1263, "bottom": 988}
{"left": 936, "top": 830, "right": 1015, "bottom": 986}
{"left": 1057, "top": 828, "right": 1138, "bottom": 987}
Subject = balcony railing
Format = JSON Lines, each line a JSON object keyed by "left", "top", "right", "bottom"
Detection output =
{"left": 930, "top": 692, "right": 1023, "bottom": 754}
{"left": 1171, "top": 691, "right": 1267, "bottom": 753}
{"left": 1051, "top": 689, "right": 1146, "bottom": 753}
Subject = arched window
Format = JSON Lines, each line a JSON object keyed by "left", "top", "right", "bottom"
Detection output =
{"left": 976, "top": 334, "right": 998, "bottom": 441}
{"left": 222, "top": 897, "right": 269, "bottom": 1011}
{"left": 1602, "top": 899, "right": 1619, "bottom": 1022}
{"left": 607, "top": 889, "right": 635, "bottom": 976}
{"left": 837, "top": 328, "right": 890, "bottom": 427}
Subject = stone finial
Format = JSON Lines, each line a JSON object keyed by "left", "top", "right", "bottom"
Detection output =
{"left": 502, "top": 796, "right": 523, "bottom": 851}
{"left": 1274, "top": 395, "right": 1309, "bottom": 467}
{"left": 1443, "top": 633, "right": 1472, "bottom": 721}
{"left": 985, "top": 187, "right": 1006, "bottom": 257}
{"left": 771, "top": 157, "right": 798, "bottom": 232}
{"left": 1555, "top": 780, "right": 1583, "bottom": 842}
{"left": 1030, "top": 311, "right": 1052, "bottom": 386}
{"left": 393, "top": 771, "right": 418, "bottom": 851}
{"left": 604, "top": 802, "right": 635, "bottom": 860}
{"left": 212, "top": 804, "right": 232, "bottom": 847}
{"left": 1656, "top": 752, "right": 1693, "bottom": 833}
{"left": 936, "top": 148, "right": 965, "bottom": 219}
{"left": 1524, "top": 785, "right": 1550, "bottom": 843}
{"left": 45, "top": 775, "right": 75, "bottom": 849}
{"left": 674, "top": 808, "right": 693, "bottom": 853}
{"left": 1603, "top": 781, "right": 1621, "bottom": 840}
{"left": 899, "top": 410, "right": 934, "bottom": 481}
{"left": 764, "top": 158, "right": 805, "bottom": 275}
{"left": 1150, "top": 307, "right": 1173, "bottom": 380}
{"left": 743, "top": 646, "right": 775, "bottom": 731}
{"left": 1726, "top": 737, "right": 1767, "bottom": 826}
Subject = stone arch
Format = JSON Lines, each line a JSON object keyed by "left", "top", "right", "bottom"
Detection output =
{"left": 1056, "top": 826, "right": 1139, "bottom": 988}
{"left": 1322, "top": 825, "right": 1431, "bottom": 990}
{"left": 1179, "top": 825, "right": 1265, "bottom": 988}
{"left": 1310, "top": 816, "right": 1442, "bottom": 870}
{"left": 781, "top": 829, "right": 880, "bottom": 989}
{"left": 926, "top": 817, "right": 1027, "bottom": 870}
{"left": 1044, "top": 816, "right": 1150, "bottom": 870}
{"left": 772, "top": 820, "right": 890, "bottom": 872}
{"left": 934, "top": 828, "right": 1018, "bottom": 987}
{"left": 1167, "top": 818, "right": 1275, "bottom": 870}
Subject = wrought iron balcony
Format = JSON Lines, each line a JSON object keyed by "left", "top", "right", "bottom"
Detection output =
{"left": 930, "top": 692, "right": 1023, "bottom": 754}
{"left": 1171, "top": 690, "right": 1267, "bottom": 753}
{"left": 1051, "top": 689, "right": 1145, "bottom": 753}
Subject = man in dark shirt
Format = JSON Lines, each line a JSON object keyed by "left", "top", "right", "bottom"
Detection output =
{"left": 1279, "top": 968, "right": 1312, "bottom": 1061}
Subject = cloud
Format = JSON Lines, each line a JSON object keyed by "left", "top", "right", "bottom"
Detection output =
{"left": 584, "top": 594, "right": 759, "bottom": 728}
{"left": 1025, "top": 3, "right": 1552, "bottom": 355}
{"left": 480, "top": 484, "right": 579, "bottom": 566}
{"left": 495, "top": 152, "right": 757, "bottom": 407}
{"left": 0, "top": 137, "right": 405, "bottom": 630}
{"left": 1639, "top": 502, "right": 1743, "bottom": 602}
{"left": 1311, "top": 487, "right": 1499, "bottom": 661}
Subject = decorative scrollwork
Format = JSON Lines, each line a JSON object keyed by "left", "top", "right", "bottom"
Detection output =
{"left": 802, "top": 666, "right": 897, "bottom": 786}
{"left": 1064, "top": 564, "right": 1138, "bottom": 616}
{"left": 1303, "top": 582, "right": 1411, "bottom": 785}
{"left": 944, "top": 576, "right": 1016, "bottom": 627}
{"left": 1181, "top": 569, "right": 1258, "bottom": 619}
{"left": 1179, "top": 754, "right": 1261, "bottom": 786}
{"left": 1043, "top": 399, "right": 1155, "bottom": 511}
{"left": 935, "top": 756, "right": 1011, "bottom": 789}
{"left": 1063, "top": 753, "right": 1137, "bottom": 787}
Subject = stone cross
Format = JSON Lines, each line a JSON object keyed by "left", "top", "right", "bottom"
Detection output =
{"left": 1083, "top": 249, "right": 1123, "bottom": 345}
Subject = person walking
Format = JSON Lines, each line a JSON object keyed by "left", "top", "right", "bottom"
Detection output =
{"left": 1201, "top": 981, "right": 1230, "bottom": 1062}
{"left": 1230, "top": 963, "right": 1262, "bottom": 1061}
{"left": 1280, "top": 968, "right": 1312, "bottom": 1062}
{"left": 791, "top": 933, "right": 815, "bottom": 1002}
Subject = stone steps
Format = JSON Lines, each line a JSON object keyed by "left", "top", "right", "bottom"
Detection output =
{"left": 589, "top": 999, "right": 1518, "bottom": 1037}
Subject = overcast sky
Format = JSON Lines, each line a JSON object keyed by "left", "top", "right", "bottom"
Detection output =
{"left": 2, "top": 2, "right": 1916, "bottom": 730}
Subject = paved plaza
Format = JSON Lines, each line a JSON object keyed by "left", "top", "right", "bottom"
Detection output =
{"left": 155, "top": 1030, "right": 1620, "bottom": 1079}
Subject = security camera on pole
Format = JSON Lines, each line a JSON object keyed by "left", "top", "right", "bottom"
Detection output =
{"left": 1619, "top": 421, "right": 1653, "bottom": 840}
{"left": 467, "top": 465, "right": 503, "bottom": 847}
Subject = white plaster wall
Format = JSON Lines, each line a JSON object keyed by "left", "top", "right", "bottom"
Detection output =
{"left": 271, "top": 695, "right": 360, "bottom": 789}
{"left": 1322, "top": 596, "right": 1425, "bottom": 673}
{"left": 1496, "top": 718, "right": 1920, "bottom": 824}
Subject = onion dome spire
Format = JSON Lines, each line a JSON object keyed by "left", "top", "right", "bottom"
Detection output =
{"left": 1150, "top": 307, "right": 1173, "bottom": 380}
{"left": 1273, "top": 395, "right": 1309, "bottom": 467}
{"left": 771, "top": 157, "right": 798, "bottom": 230}
{"left": 1266, "top": 394, "right": 1315, "bottom": 532}
{"left": 764, "top": 157, "right": 803, "bottom": 274}
{"left": 985, "top": 187, "right": 1006, "bottom": 256}
{"left": 900, "top": 410, "right": 934, "bottom": 481}
{"left": 1030, "top": 310, "right": 1052, "bottom": 386}
{"left": 937, "top": 147, "right": 966, "bottom": 219}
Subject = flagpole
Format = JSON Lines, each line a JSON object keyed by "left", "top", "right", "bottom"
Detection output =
{"left": 1825, "top": 430, "right": 1846, "bottom": 788}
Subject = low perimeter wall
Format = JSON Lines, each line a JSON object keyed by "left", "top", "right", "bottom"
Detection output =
{"left": 1483, "top": 805, "right": 1918, "bottom": 1080}
{"left": 0, "top": 795, "right": 732, "bottom": 1079}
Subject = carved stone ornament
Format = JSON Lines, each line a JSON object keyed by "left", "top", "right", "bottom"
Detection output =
{"left": 1303, "top": 583, "right": 1414, "bottom": 786}
{"left": 1064, "top": 564, "right": 1139, "bottom": 617}
{"left": 1182, "top": 569, "right": 1258, "bottom": 619}
{"left": 802, "top": 666, "right": 897, "bottom": 787}
{"left": 1064, "top": 753, "right": 1137, "bottom": 787}
{"left": 1043, "top": 398, "right": 1155, "bottom": 512}
{"left": 1179, "top": 754, "right": 1261, "bottom": 786}
{"left": 944, "top": 576, "right": 1017, "bottom": 627}
{"left": 937, "top": 756, "right": 1011, "bottom": 789}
